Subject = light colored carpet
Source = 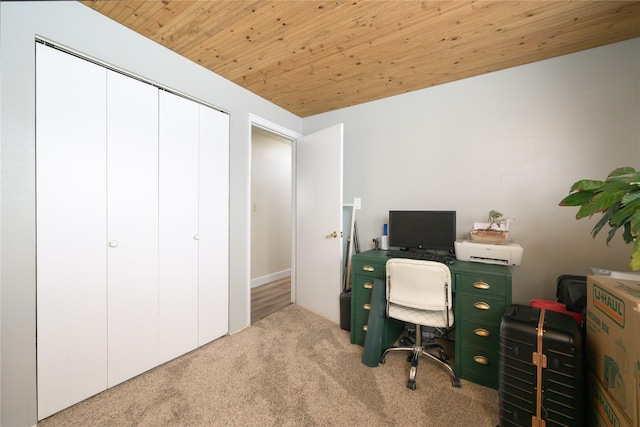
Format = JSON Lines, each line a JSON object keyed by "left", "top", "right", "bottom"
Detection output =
{"left": 38, "top": 304, "right": 499, "bottom": 426}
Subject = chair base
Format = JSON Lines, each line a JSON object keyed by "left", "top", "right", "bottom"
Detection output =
{"left": 380, "top": 324, "right": 461, "bottom": 389}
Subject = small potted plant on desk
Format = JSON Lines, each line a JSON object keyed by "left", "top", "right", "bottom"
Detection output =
{"left": 469, "top": 210, "right": 511, "bottom": 244}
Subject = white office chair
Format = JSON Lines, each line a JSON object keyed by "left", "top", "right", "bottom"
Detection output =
{"left": 379, "top": 258, "right": 461, "bottom": 389}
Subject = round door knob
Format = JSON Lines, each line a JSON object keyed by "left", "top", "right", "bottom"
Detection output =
{"left": 326, "top": 231, "right": 338, "bottom": 238}
{"left": 193, "top": 234, "right": 200, "bottom": 240}
{"left": 108, "top": 240, "right": 118, "bottom": 248}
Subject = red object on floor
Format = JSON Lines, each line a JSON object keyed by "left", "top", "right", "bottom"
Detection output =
{"left": 530, "top": 299, "right": 583, "bottom": 325}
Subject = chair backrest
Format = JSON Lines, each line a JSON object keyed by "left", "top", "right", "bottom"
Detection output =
{"left": 385, "top": 258, "right": 453, "bottom": 326}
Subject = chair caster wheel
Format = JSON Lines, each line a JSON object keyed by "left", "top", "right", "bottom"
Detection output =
{"left": 451, "top": 377, "right": 461, "bottom": 388}
{"left": 407, "top": 380, "right": 416, "bottom": 390}
{"left": 407, "top": 354, "right": 413, "bottom": 362}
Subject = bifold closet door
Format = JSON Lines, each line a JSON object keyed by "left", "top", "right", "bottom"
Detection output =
{"left": 36, "top": 44, "right": 108, "bottom": 419}
{"left": 106, "top": 70, "right": 159, "bottom": 387}
{"left": 198, "top": 105, "right": 230, "bottom": 345}
{"left": 158, "top": 91, "right": 200, "bottom": 363}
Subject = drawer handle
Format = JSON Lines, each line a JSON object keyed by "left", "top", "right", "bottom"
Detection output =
{"left": 474, "top": 302, "right": 491, "bottom": 310}
{"left": 362, "top": 325, "right": 368, "bottom": 332}
{"left": 473, "top": 281, "right": 490, "bottom": 290}
{"left": 474, "top": 328, "right": 490, "bottom": 337}
{"left": 363, "top": 282, "right": 373, "bottom": 289}
{"left": 363, "top": 265, "right": 374, "bottom": 272}
{"left": 363, "top": 304, "right": 371, "bottom": 310}
{"left": 473, "top": 356, "right": 490, "bottom": 365}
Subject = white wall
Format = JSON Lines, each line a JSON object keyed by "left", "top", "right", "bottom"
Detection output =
{"left": 303, "top": 38, "right": 640, "bottom": 306}
{"left": 250, "top": 128, "right": 292, "bottom": 285}
{"left": 0, "top": 2, "right": 301, "bottom": 426}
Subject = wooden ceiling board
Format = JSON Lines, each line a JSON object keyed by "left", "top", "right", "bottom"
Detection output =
{"left": 80, "top": 1, "right": 640, "bottom": 117}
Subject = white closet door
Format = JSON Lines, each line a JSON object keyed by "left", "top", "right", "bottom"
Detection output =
{"left": 198, "top": 105, "right": 230, "bottom": 345}
{"left": 106, "top": 70, "right": 159, "bottom": 386}
{"left": 158, "top": 91, "right": 200, "bottom": 363}
{"left": 36, "top": 44, "right": 108, "bottom": 419}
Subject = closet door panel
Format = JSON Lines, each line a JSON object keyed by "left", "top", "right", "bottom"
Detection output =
{"left": 36, "top": 44, "right": 108, "bottom": 419}
{"left": 106, "top": 70, "right": 159, "bottom": 386}
{"left": 158, "top": 91, "right": 199, "bottom": 363}
{"left": 198, "top": 106, "right": 230, "bottom": 345}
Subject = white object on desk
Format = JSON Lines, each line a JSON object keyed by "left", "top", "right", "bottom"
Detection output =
{"left": 454, "top": 239, "right": 523, "bottom": 266}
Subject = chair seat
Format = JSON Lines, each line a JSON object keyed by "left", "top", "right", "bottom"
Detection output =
{"left": 388, "top": 302, "right": 452, "bottom": 328}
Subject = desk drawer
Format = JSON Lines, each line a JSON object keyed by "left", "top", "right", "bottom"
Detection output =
{"left": 351, "top": 322, "right": 369, "bottom": 346}
{"left": 352, "top": 300, "right": 371, "bottom": 325}
{"left": 459, "top": 344, "right": 499, "bottom": 389}
{"left": 458, "top": 293, "right": 507, "bottom": 323}
{"left": 459, "top": 318, "right": 500, "bottom": 349}
{"left": 456, "top": 274, "right": 507, "bottom": 297}
{"left": 352, "top": 261, "right": 385, "bottom": 280}
{"left": 352, "top": 277, "right": 376, "bottom": 304}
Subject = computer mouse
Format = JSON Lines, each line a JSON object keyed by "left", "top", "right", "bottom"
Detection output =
{"left": 445, "top": 258, "right": 454, "bottom": 265}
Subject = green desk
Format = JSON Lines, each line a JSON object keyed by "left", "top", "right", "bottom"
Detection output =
{"left": 350, "top": 249, "right": 512, "bottom": 389}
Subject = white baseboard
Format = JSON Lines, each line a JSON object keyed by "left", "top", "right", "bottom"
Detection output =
{"left": 251, "top": 269, "right": 291, "bottom": 288}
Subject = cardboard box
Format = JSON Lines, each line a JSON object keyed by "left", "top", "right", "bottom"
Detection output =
{"left": 588, "top": 369, "right": 633, "bottom": 427}
{"left": 587, "top": 275, "right": 640, "bottom": 426}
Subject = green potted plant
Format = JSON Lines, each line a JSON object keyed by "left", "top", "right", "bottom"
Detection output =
{"left": 559, "top": 166, "right": 640, "bottom": 271}
{"left": 470, "top": 210, "right": 510, "bottom": 244}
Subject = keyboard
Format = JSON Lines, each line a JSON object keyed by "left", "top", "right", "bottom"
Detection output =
{"left": 386, "top": 250, "right": 445, "bottom": 263}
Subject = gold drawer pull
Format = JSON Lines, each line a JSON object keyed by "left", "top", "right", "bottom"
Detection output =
{"left": 474, "top": 328, "right": 490, "bottom": 337}
{"left": 363, "top": 304, "right": 371, "bottom": 310}
{"left": 362, "top": 325, "right": 368, "bottom": 331}
{"left": 363, "top": 265, "right": 374, "bottom": 272}
{"left": 473, "top": 356, "right": 490, "bottom": 365}
{"left": 473, "top": 281, "right": 490, "bottom": 290}
{"left": 474, "top": 302, "right": 491, "bottom": 310}
{"left": 363, "top": 282, "right": 373, "bottom": 289}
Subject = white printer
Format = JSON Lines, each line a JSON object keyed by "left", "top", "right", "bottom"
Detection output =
{"left": 454, "top": 240, "right": 523, "bottom": 266}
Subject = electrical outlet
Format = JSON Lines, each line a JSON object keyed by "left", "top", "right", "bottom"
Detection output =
{"left": 354, "top": 197, "right": 361, "bottom": 210}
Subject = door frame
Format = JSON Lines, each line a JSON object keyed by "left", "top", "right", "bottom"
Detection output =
{"left": 248, "top": 114, "right": 301, "bottom": 304}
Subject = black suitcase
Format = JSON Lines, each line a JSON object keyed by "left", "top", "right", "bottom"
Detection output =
{"left": 556, "top": 274, "right": 587, "bottom": 313}
{"left": 499, "top": 304, "right": 585, "bottom": 426}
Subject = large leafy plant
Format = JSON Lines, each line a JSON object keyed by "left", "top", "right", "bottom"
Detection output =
{"left": 559, "top": 167, "right": 640, "bottom": 271}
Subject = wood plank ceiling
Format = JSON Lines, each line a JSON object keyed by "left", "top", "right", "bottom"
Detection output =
{"left": 80, "top": 1, "right": 640, "bottom": 117}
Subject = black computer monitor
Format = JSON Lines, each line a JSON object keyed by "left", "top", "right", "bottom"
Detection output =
{"left": 388, "top": 210, "right": 456, "bottom": 252}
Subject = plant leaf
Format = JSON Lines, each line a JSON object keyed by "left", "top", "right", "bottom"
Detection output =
{"left": 577, "top": 202, "right": 602, "bottom": 219}
{"left": 622, "top": 222, "right": 634, "bottom": 244}
{"left": 589, "top": 189, "right": 627, "bottom": 212}
{"left": 559, "top": 191, "right": 596, "bottom": 207}
{"left": 622, "top": 191, "right": 640, "bottom": 205}
{"left": 605, "top": 225, "right": 619, "bottom": 245}
{"left": 630, "top": 238, "right": 640, "bottom": 271}
{"left": 608, "top": 167, "right": 637, "bottom": 178}
{"left": 610, "top": 201, "right": 639, "bottom": 226}
{"left": 569, "top": 179, "right": 604, "bottom": 192}
{"left": 630, "top": 207, "right": 640, "bottom": 237}
{"left": 593, "top": 204, "right": 616, "bottom": 238}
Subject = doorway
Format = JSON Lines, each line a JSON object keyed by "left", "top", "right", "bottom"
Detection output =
{"left": 250, "top": 125, "right": 293, "bottom": 323}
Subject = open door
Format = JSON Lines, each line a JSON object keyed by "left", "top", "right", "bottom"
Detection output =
{"left": 295, "top": 124, "right": 344, "bottom": 324}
